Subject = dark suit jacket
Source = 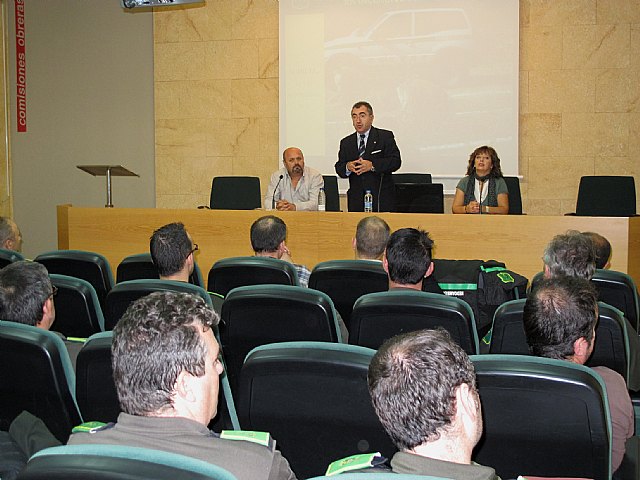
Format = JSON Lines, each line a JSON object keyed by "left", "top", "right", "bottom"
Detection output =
{"left": 335, "top": 126, "right": 401, "bottom": 212}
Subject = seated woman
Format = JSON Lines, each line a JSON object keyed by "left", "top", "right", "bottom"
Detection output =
{"left": 452, "top": 145, "right": 509, "bottom": 215}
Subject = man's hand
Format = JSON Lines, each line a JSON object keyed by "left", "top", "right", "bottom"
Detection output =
{"left": 276, "top": 200, "right": 297, "bottom": 211}
{"left": 348, "top": 158, "right": 374, "bottom": 175}
{"left": 281, "top": 245, "right": 294, "bottom": 264}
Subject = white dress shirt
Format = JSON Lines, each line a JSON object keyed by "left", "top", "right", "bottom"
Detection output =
{"left": 264, "top": 166, "right": 324, "bottom": 211}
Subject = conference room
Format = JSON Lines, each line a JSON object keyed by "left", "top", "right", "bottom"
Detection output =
{"left": 1, "top": 1, "right": 640, "bottom": 479}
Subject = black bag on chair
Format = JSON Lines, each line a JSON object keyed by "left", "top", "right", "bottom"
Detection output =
{"left": 433, "top": 259, "right": 528, "bottom": 335}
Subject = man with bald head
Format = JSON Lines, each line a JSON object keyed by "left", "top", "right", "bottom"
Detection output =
{"left": 264, "top": 147, "right": 324, "bottom": 211}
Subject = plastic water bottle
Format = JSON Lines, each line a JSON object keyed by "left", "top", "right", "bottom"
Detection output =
{"left": 364, "top": 190, "right": 373, "bottom": 212}
{"left": 318, "top": 188, "right": 326, "bottom": 211}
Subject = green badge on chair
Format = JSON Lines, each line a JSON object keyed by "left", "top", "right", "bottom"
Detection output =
{"left": 325, "top": 452, "right": 382, "bottom": 476}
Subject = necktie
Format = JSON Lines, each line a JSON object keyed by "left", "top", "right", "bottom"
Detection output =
{"left": 358, "top": 134, "right": 365, "bottom": 158}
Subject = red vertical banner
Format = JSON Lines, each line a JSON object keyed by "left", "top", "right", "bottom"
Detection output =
{"left": 15, "top": 0, "right": 26, "bottom": 133}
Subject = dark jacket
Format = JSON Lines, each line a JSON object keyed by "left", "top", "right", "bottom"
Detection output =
{"left": 335, "top": 126, "right": 401, "bottom": 212}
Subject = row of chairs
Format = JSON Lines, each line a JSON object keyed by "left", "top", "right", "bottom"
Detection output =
{"left": 3, "top": 323, "right": 613, "bottom": 480}
{"left": 3, "top": 248, "right": 638, "bottom": 350}
{"left": 14, "top": 275, "right": 631, "bottom": 421}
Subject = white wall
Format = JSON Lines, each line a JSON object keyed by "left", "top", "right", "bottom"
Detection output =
{"left": 8, "top": 0, "right": 155, "bottom": 257}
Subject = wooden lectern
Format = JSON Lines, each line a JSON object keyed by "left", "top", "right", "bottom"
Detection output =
{"left": 77, "top": 165, "right": 139, "bottom": 208}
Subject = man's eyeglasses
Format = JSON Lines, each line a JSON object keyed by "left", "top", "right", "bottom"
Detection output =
{"left": 190, "top": 244, "right": 199, "bottom": 255}
{"left": 50, "top": 285, "right": 58, "bottom": 298}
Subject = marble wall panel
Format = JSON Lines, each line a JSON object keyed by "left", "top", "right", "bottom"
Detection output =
{"left": 528, "top": 69, "right": 595, "bottom": 113}
{"left": 258, "top": 117, "right": 279, "bottom": 159}
{"left": 563, "top": 24, "right": 630, "bottom": 69}
{"left": 154, "top": 42, "right": 206, "bottom": 82}
{"left": 597, "top": 0, "right": 640, "bottom": 24}
{"left": 258, "top": 38, "right": 279, "bottom": 79}
{"left": 595, "top": 156, "right": 640, "bottom": 176}
{"left": 595, "top": 69, "right": 637, "bottom": 113}
{"left": 156, "top": 155, "right": 182, "bottom": 195}
{"left": 520, "top": 72, "right": 529, "bottom": 114}
{"left": 520, "top": 113, "right": 562, "bottom": 156}
{"left": 631, "top": 25, "right": 640, "bottom": 70}
{"left": 529, "top": 0, "right": 596, "bottom": 26}
{"left": 203, "top": 40, "right": 259, "bottom": 80}
{"left": 520, "top": 26, "right": 563, "bottom": 71}
{"left": 527, "top": 156, "right": 594, "bottom": 200}
{"left": 204, "top": 118, "right": 238, "bottom": 157}
{"left": 156, "top": 118, "right": 208, "bottom": 157}
{"left": 155, "top": 80, "right": 232, "bottom": 120}
{"left": 230, "top": 78, "right": 278, "bottom": 118}
{"left": 180, "top": 156, "right": 233, "bottom": 197}
{"left": 156, "top": 193, "right": 201, "bottom": 209}
{"left": 559, "top": 113, "right": 629, "bottom": 158}
{"left": 154, "top": 0, "right": 233, "bottom": 43}
{"left": 231, "top": 0, "right": 278, "bottom": 40}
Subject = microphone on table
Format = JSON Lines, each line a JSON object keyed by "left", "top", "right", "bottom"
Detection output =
{"left": 272, "top": 175, "right": 284, "bottom": 209}
{"left": 478, "top": 181, "right": 484, "bottom": 215}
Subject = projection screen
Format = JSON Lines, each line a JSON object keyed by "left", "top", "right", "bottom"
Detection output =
{"left": 279, "top": 0, "right": 519, "bottom": 192}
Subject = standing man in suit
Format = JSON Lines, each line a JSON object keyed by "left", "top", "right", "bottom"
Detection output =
{"left": 335, "top": 101, "right": 401, "bottom": 212}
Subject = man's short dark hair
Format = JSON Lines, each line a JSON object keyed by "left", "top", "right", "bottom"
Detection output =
{"left": 150, "top": 222, "right": 192, "bottom": 276}
{"left": 385, "top": 228, "right": 433, "bottom": 285}
{"left": 368, "top": 328, "right": 477, "bottom": 451}
{"left": 250, "top": 215, "right": 287, "bottom": 253}
{"left": 112, "top": 291, "right": 219, "bottom": 416}
{"left": 523, "top": 276, "right": 598, "bottom": 360}
{"left": 352, "top": 101, "right": 373, "bottom": 115}
{"left": 582, "top": 231, "right": 611, "bottom": 270}
{"left": 0, "top": 261, "right": 53, "bottom": 327}
{"left": 543, "top": 230, "right": 596, "bottom": 280}
{"left": 356, "top": 216, "right": 390, "bottom": 259}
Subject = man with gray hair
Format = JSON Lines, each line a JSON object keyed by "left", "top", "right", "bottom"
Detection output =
{"left": 543, "top": 230, "right": 640, "bottom": 391}
{"left": 543, "top": 230, "right": 596, "bottom": 279}
{"left": 353, "top": 216, "right": 390, "bottom": 261}
{"left": 68, "top": 291, "right": 297, "bottom": 480}
{"left": 0, "top": 217, "right": 22, "bottom": 252}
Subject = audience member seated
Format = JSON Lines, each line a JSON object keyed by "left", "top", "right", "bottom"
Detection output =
{"left": 384, "top": 228, "right": 442, "bottom": 295}
{"left": 327, "top": 328, "right": 499, "bottom": 478}
{"left": 523, "top": 276, "right": 633, "bottom": 473}
{"left": 68, "top": 291, "right": 296, "bottom": 480}
{"left": 0, "top": 261, "right": 82, "bottom": 368}
{"left": 149, "top": 222, "right": 221, "bottom": 313}
{"left": 543, "top": 230, "right": 640, "bottom": 390}
{"left": 353, "top": 216, "right": 390, "bottom": 261}
{"left": 251, "top": 215, "right": 348, "bottom": 340}
{"left": 150, "top": 222, "right": 198, "bottom": 283}
{"left": 264, "top": 147, "right": 324, "bottom": 211}
{"left": 452, "top": 146, "right": 509, "bottom": 215}
{"left": 0, "top": 217, "right": 22, "bottom": 252}
{"left": 251, "top": 215, "right": 311, "bottom": 288}
{"left": 583, "top": 231, "right": 612, "bottom": 269}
